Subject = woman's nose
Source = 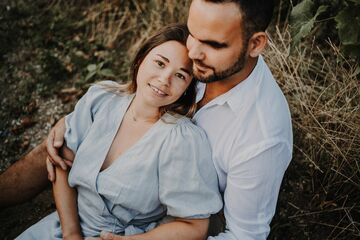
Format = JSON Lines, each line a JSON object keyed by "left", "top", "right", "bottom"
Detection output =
{"left": 158, "top": 70, "right": 172, "bottom": 86}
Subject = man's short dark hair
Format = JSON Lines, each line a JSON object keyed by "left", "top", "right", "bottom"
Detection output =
{"left": 204, "top": 0, "right": 275, "bottom": 40}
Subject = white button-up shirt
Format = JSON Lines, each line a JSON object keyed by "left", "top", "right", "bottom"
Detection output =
{"left": 193, "top": 56, "right": 293, "bottom": 240}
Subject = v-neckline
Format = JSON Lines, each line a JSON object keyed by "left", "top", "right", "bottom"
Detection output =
{"left": 98, "top": 94, "right": 163, "bottom": 174}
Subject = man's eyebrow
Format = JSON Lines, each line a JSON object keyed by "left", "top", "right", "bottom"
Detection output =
{"left": 156, "top": 54, "right": 169, "bottom": 62}
{"left": 189, "top": 32, "right": 228, "bottom": 48}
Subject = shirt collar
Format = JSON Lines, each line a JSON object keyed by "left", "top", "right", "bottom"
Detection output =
{"left": 196, "top": 55, "right": 264, "bottom": 115}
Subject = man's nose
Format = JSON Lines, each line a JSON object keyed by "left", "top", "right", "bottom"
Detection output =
{"left": 187, "top": 35, "right": 205, "bottom": 61}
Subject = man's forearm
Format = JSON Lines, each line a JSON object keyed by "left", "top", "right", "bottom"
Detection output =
{"left": 0, "top": 139, "right": 49, "bottom": 207}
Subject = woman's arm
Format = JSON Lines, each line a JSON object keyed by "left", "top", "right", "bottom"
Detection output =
{"left": 52, "top": 146, "right": 82, "bottom": 240}
{"left": 100, "top": 218, "right": 209, "bottom": 240}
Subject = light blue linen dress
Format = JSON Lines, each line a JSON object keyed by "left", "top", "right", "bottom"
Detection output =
{"left": 17, "top": 81, "right": 223, "bottom": 239}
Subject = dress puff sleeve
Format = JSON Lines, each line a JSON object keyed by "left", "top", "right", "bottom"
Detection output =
{"left": 64, "top": 80, "right": 117, "bottom": 153}
{"left": 158, "top": 118, "right": 223, "bottom": 219}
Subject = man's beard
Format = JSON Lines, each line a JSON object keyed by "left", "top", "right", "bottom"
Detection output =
{"left": 194, "top": 47, "right": 247, "bottom": 83}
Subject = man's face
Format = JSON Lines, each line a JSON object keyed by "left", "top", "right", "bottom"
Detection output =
{"left": 186, "top": 0, "right": 248, "bottom": 83}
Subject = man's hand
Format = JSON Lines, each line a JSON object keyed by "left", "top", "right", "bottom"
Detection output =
{"left": 46, "top": 117, "right": 68, "bottom": 181}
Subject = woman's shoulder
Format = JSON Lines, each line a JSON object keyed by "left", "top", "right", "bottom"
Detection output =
{"left": 162, "top": 113, "right": 199, "bottom": 130}
{"left": 72, "top": 80, "right": 130, "bottom": 118}
{"left": 162, "top": 113, "right": 209, "bottom": 147}
{"left": 85, "top": 80, "right": 129, "bottom": 105}
{"left": 88, "top": 80, "right": 122, "bottom": 96}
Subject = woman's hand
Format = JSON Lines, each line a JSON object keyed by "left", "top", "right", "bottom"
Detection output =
{"left": 99, "top": 231, "right": 127, "bottom": 239}
{"left": 83, "top": 232, "right": 126, "bottom": 240}
{"left": 83, "top": 231, "right": 127, "bottom": 240}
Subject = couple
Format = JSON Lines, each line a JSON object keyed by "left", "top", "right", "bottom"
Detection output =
{"left": 2, "top": 0, "right": 293, "bottom": 239}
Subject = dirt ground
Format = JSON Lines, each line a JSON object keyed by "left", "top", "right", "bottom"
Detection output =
{"left": 0, "top": 94, "right": 76, "bottom": 239}
{"left": 0, "top": 189, "right": 54, "bottom": 239}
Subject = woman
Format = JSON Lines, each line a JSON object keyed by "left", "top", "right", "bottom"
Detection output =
{"left": 16, "top": 24, "right": 222, "bottom": 239}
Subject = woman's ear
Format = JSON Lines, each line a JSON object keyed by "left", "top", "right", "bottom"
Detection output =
{"left": 247, "top": 32, "right": 267, "bottom": 58}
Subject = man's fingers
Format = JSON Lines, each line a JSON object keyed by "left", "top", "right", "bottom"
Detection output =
{"left": 48, "top": 154, "right": 66, "bottom": 171}
{"left": 46, "top": 157, "right": 55, "bottom": 182}
{"left": 47, "top": 136, "right": 67, "bottom": 170}
{"left": 59, "top": 159, "right": 67, "bottom": 171}
{"left": 46, "top": 118, "right": 67, "bottom": 170}
{"left": 53, "top": 125, "right": 64, "bottom": 147}
{"left": 47, "top": 155, "right": 55, "bottom": 165}
{"left": 48, "top": 128, "right": 54, "bottom": 141}
{"left": 64, "top": 159, "right": 73, "bottom": 167}
{"left": 47, "top": 148, "right": 67, "bottom": 170}
{"left": 47, "top": 129, "right": 55, "bottom": 152}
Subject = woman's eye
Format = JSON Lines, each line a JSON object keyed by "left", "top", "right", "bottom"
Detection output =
{"left": 155, "top": 60, "right": 165, "bottom": 68}
{"left": 175, "top": 73, "right": 186, "bottom": 80}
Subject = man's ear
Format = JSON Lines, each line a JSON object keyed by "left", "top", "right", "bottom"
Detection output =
{"left": 247, "top": 32, "right": 267, "bottom": 58}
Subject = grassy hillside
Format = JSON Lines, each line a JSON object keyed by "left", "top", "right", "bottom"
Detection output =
{"left": 0, "top": 1, "right": 359, "bottom": 239}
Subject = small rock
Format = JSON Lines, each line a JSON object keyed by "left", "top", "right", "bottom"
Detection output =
{"left": 60, "top": 87, "right": 78, "bottom": 94}
{"left": 49, "top": 116, "right": 57, "bottom": 126}
{"left": 21, "top": 116, "right": 35, "bottom": 128}
{"left": 12, "top": 116, "right": 36, "bottom": 134}
{"left": 25, "top": 100, "right": 38, "bottom": 114}
{"left": 21, "top": 139, "right": 30, "bottom": 150}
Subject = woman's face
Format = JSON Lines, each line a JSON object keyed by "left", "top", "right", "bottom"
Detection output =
{"left": 136, "top": 40, "right": 193, "bottom": 109}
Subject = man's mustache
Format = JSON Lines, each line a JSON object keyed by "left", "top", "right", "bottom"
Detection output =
{"left": 193, "top": 60, "right": 211, "bottom": 69}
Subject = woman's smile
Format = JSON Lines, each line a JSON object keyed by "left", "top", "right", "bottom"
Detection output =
{"left": 148, "top": 83, "right": 168, "bottom": 97}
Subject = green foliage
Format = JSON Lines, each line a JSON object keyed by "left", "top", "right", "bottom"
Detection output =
{"left": 290, "top": 0, "right": 360, "bottom": 70}
{"left": 335, "top": 2, "right": 360, "bottom": 66}
{"left": 84, "top": 62, "right": 116, "bottom": 82}
{"left": 290, "top": 0, "right": 328, "bottom": 45}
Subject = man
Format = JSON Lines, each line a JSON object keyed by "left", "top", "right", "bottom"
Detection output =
{"left": 0, "top": 0, "right": 292, "bottom": 239}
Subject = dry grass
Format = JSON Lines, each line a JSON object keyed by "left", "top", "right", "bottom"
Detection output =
{"left": 265, "top": 26, "right": 360, "bottom": 239}
{"left": 80, "top": 0, "right": 190, "bottom": 53}
{"left": 72, "top": 0, "right": 190, "bottom": 82}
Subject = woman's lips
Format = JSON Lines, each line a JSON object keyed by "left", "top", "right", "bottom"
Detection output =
{"left": 149, "top": 84, "right": 168, "bottom": 97}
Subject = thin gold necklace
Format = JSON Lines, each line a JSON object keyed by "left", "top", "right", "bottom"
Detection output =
{"left": 129, "top": 106, "right": 159, "bottom": 123}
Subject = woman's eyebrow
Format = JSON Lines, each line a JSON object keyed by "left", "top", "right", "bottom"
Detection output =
{"left": 157, "top": 54, "right": 191, "bottom": 75}
{"left": 180, "top": 68, "right": 191, "bottom": 75}
{"left": 156, "top": 54, "right": 169, "bottom": 62}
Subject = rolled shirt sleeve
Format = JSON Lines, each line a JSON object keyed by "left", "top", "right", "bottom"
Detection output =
{"left": 208, "top": 140, "right": 292, "bottom": 240}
